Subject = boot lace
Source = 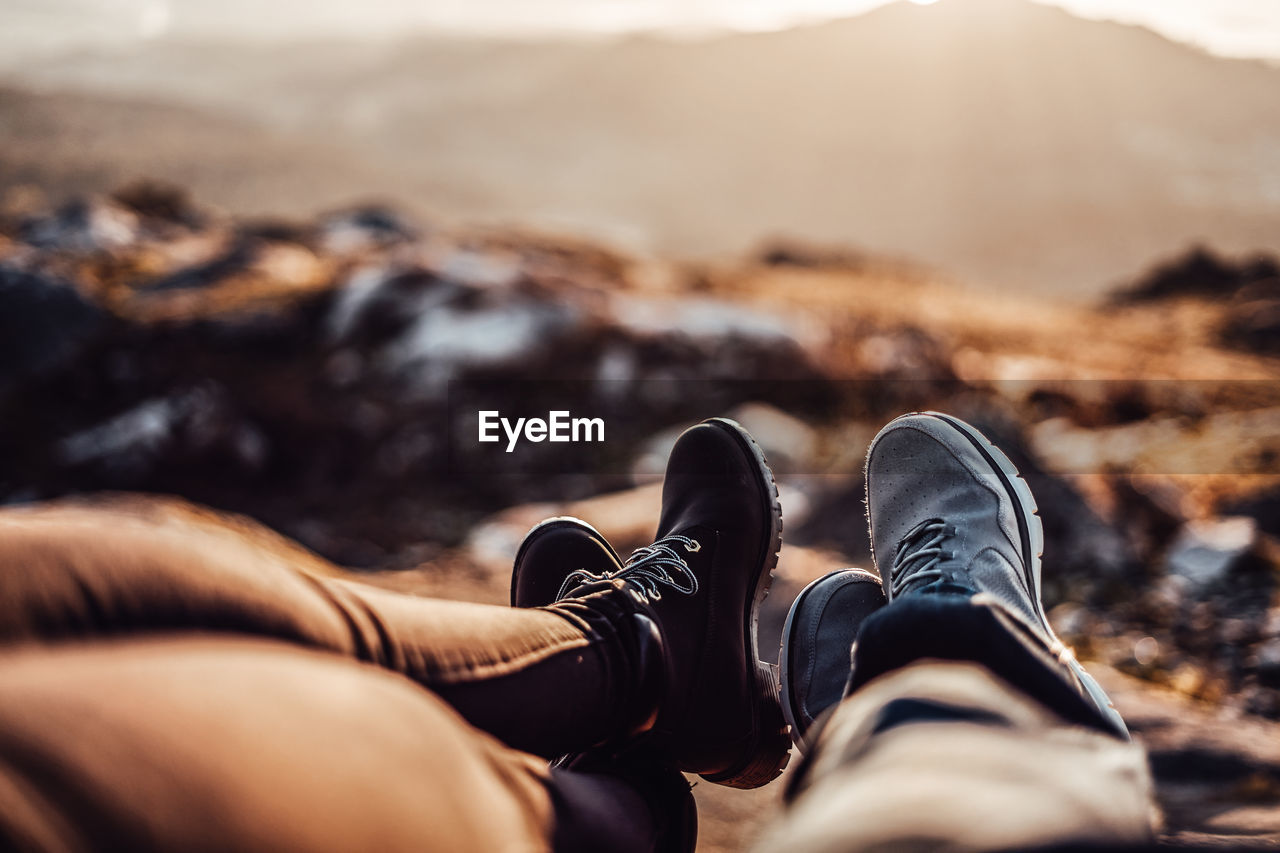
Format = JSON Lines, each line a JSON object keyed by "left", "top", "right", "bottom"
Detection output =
{"left": 556, "top": 534, "right": 702, "bottom": 603}
{"left": 890, "top": 518, "right": 954, "bottom": 597}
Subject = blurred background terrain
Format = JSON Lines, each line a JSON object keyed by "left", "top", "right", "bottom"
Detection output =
{"left": 3, "top": 0, "right": 1279, "bottom": 294}
{"left": 2, "top": 0, "right": 1280, "bottom": 849}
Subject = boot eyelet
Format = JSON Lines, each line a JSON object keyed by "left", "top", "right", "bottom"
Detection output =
{"left": 686, "top": 539, "right": 701, "bottom": 553}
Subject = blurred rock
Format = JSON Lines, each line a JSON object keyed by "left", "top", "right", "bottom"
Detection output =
{"left": 788, "top": 474, "right": 872, "bottom": 563}
{"left": 0, "top": 265, "right": 106, "bottom": 394}
{"left": 1113, "top": 246, "right": 1280, "bottom": 303}
{"left": 755, "top": 239, "right": 865, "bottom": 269}
{"left": 328, "top": 262, "right": 580, "bottom": 397}
{"left": 136, "top": 237, "right": 327, "bottom": 303}
{"left": 435, "top": 247, "right": 522, "bottom": 290}
{"left": 563, "top": 484, "right": 663, "bottom": 550}
{"left": 55, "top": 386, "right": 267, "bottom": 482}
{"left": 383, "top": 294, "right": 577, "bottom": 396}
{"left": 1108, "top": 476, "right": 1187, "bottom": 566}
{"left": 57, "top": 396, "right": 186, "bottom": 471}
{"left": 1031, "top": 407, "right": 1280, "bottom": 477}
{"left": 319, "top": 205, "right": 419, "bottom": 255}
{"left": 1110, "top": 245, "right": 1280, "bottom": 354}
{"left": 1257, "top": 639, "right": 1280, "bottom": 687}
{"left": 462, "top": 502, "right": 562, "bottom": 581}
{"left": 1147, "top": 573, "right": 1192, "bottom": 621}
{"left": 1223, "top": 486, "right": 1280, "bottom": 538}
{"left": 1165, "top": 517, "right": 1260, "bottom": 591}
{"left": 631, "top": 405, "right": 819, "bottom": 485}
{"left": 21, "top": 197, "right": 140, "bottom": 252}
{"left": 111, "top": 181, "right": 204, "bottom": 230}
{"left": 464, "top": 485, "right": 664, "bottom": 576}
{"left": 1222, "top": 296, "right": 1280, "bottom": 355}
{"left": 139, "top": 238, "right": 260, "bottom": 293}
{"left": 629, "top": 424, "right": 685, "bottom": 480}
{"left": 725, "top": 403, "right": 819, "bottom": 475}
{"left": 610, "top": 294, "right": 815, "bottom": 353}
{"left": 327, "top": 264, "right": 437, "bottom": 344}
{"left": 852, "top": 326, "right": 954, "bottom": 379}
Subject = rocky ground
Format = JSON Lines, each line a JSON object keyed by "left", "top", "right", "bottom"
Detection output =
{"left": 3, "top": 183, "right": 1280, "bottom": 849}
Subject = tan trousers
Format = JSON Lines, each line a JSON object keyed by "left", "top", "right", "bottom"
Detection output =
{"left": 757, "top": 662, "right": 1157, "bottom": 853}
{"left": 0, "top": 500, "right": 653, "bottom": 852}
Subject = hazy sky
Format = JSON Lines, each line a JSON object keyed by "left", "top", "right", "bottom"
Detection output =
{"left": 3, "top": 0, "right": 1280, "bottom": 62}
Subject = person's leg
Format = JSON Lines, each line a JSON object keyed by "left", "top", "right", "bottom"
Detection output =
{"left": 0, "top": 635, "right": 681, "bottom": 853}
{"left": 759, "top": 661, "right": 1155, "bottom": 853}
{"left": 774, "top": 575, "right": 1155, "bottom": 852}
{"left": 845, "top": 590, "right": 1125, "bottom": 737}
{"left": 768, "top": 413, "right": 1157, "bottom": 851}
{"left": 0, "top": 416, "right": 792, "bottom": 790}
{"left": 0, "top": 499, "right": 653, "bottom": 759}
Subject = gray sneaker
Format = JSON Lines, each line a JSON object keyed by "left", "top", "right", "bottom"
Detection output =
{"left": 779, "top": 569, "right": 886, "bottom": 751}
{"left": 864, "top": 411, "right": 1127, "bottom": 736}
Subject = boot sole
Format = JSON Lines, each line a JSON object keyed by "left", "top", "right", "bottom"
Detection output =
{"left": 924, "top": 412, "right": 1129, "bottom": 738}
{"left": 696, "top": 417, "right": 793, "bottom": 789}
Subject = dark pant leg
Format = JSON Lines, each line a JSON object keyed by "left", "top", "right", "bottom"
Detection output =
{"left": 0, "top": 636, "right": 661, "bottom": 853}
{"left": 331, "top": 579, "right": 650, "bottom": 757}
{"left": 0, "top": 500, "right": 641, "bottom": 758}
{"left": 758, "top": 662, "right": 1156, "bottom": 853}
{"left": 847, "top": 591, "right": 1126, "bottom": 738}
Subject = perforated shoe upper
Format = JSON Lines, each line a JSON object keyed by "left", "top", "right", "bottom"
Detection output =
{"left": 865, "top": 413, "right": 1046, "bottom": 638}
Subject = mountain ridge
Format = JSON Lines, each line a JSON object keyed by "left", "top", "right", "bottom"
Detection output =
{"left": 3, "top": 0, "right": 1278, "bottom": 295}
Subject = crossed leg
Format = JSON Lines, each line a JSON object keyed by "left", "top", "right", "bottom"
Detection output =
{"left": 0, "top": 500, "right": 663, "bottom": 852}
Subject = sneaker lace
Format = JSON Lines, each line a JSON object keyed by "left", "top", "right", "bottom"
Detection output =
{"left": 556, "top": 534, "right": 702, "bottom": 603}
{"left": 890, "top": 518, "right": 954, "bottom": 597}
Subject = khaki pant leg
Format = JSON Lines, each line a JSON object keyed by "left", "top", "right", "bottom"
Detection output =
{"left": 757, "top": 662, "right": 1157, "bottom": 853}
{"left": 0, "top": 637, "right": 556, "bottom": 853}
